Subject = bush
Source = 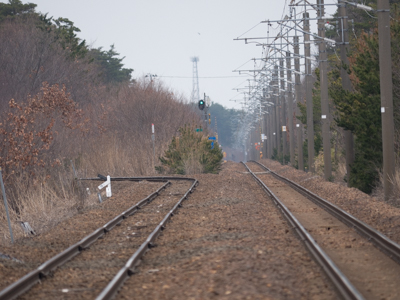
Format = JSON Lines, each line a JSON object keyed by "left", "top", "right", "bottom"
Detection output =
{"left": 157, "top": 125, "right": 223, "bottom": 175}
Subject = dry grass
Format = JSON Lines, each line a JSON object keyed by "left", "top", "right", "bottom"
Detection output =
{"left": 335, "top": 161, "right": 348, "bottom": 183}
{"left": 310, "top": 148, "right": 347, "bottom": 184}
{"left": 0, "top": 79, "right": 202, "bottom": 245}
{"left": 373, "top": 158, "right": 400, "bottom": 206}
{"left": 0, "top": 135, "right": 170, "bottom": 244}
{"left": 0, "top": 174, "right": 87, "bottom": 244}
{"left": 80, "top": 134, "right": 157, "bottom": 177}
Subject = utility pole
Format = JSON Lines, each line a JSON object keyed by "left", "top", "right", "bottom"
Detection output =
{"left": 268, "top": 81, "right": 274, "bottom": 159}
{"left": 280, "top": 59, "right": 287, "bottom": 163}
{"left": 151, "top": 123, "right": 155, "bottom": 168}
{"left": 304, "top": 13, "right": 315, "bottom": 172}
{"left": 338, "top": 0, "right": 355, "bottom": 185}
{"left": 286, "top": 51, "right": 295, "bottom": 165}
{"left": 318, "top": 0, "right": 332, "bottom": 180}
{"left": 145, "top": 73, "right": 157, "bottom": 82}
{"left": 262, "top": 86, "right": 268, "bottom": 159}
{"left": 214, "top": 116, "right": 219, "bottom": 143}
{"left": 191, "top": 57, "right": 200, "bottom": 103}
{"left": 377, "top": 0, "right": 395, "bottom": 200}
{"left": 274, "top": 65, "right": 281, "bottom": 157}
{"left": 294, "top": 36, "right": 304, "bottom": 170}
{"left": 204, "top": 93, "right": 209, "bottom": 126}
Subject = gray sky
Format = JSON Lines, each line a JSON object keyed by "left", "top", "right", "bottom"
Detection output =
{"left": 18, "top": 0, "right": 294, "bottom": 109}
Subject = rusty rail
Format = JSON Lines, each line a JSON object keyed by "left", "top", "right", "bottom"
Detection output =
{"left": 243, "top": 162, "right": 364, "bottom": 300}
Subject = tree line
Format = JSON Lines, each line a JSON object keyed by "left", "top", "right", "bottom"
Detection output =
{"left": 298, "top": 1, "right": 400, "bottom": 194}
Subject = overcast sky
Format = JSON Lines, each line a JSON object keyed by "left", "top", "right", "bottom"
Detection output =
{"left": 8, "top": 1, "right": 336, "bottom": 109}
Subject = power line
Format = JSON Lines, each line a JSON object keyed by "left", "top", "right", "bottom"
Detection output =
{"left": 237, "top": 22, "right": 263, "bottom": 38}
{"left": 159, "top": 75, "right": 243, "bottom": 79}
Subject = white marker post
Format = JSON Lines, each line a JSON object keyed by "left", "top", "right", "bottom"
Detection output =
{"left": 98, "top": 175, "right": 112, "bottom": 198}
{"left": 151, "top": 123, "right": 155, "bottom": 166}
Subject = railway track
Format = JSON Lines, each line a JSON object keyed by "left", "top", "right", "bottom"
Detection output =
{"left": 244, "top": 161, "right": 400, "bottom": 300}
{"left": 0, "top": 176, "right": 198, "bottom": 300}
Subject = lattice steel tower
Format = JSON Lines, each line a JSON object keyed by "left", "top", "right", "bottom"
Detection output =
{"left": 191, "top": 57, "right": 200, "bottom": 103}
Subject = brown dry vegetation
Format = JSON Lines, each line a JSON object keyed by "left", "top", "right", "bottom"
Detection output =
{"left": 0, "top": 78, "right": 203, "bottom": 243}
{"left": 0, "top": 16, "right": 204, "bottom": 244}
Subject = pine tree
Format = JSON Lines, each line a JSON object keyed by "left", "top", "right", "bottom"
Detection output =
{"left": 0, "top": 0, "right": 36, "bottom": 22}
{"left": 89, "top": 45, "right": 133, "bottom": 83}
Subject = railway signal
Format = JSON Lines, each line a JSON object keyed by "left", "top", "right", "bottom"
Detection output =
{"left": 198, "top": 99, "right": 205, "bottom": 110}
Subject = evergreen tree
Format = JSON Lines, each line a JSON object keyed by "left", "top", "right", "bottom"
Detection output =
{"left": 89, "top": 45, "right": 133, "bottom": 83}
{"left": 157, "top": 125, "right": 223, "bottom": 174}
{"left": 0, "top": 1, "right": 131, "bottom": 83}
{"left": 330, "top": 9, "right": 400, "bottom": 193}
{"left": 331, "top": 31, "right": 382, "bottom": 193}
{"left": 52, "top": 17, "right": 87, "bottom": 59}
{"left": 208, "top": 103, "right": 242, "bottom": 147}
{"left": 0, "top": 0, "right": 36, "bottom": 22}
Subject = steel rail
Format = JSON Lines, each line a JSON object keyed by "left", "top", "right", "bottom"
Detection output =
{"left": 0, "top": 177, "right": 187, "bottom": 300}
{"left": 96, "top": 178, "right": 198, "bottom": 300}
{"left": 251, "top": 161, "right": 400, "bottom": 264}
{"left": 243, "top": 162, "right": 364, "bottom": 300}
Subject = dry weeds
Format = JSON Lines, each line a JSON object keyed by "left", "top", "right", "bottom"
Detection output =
{"left": 0, "top": 76, "right": 206, "bottom": 245}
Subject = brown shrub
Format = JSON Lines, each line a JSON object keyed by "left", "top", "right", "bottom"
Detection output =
{"left": 0, "top": 82, "right": 85, "bottom": 180}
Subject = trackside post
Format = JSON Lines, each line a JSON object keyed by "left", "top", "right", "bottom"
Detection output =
{"left": 0, "top": 167, "right": 14, "bottom": 243}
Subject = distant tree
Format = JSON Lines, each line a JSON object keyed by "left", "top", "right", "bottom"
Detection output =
{"left": 0, "top": 16, "right": 102, "bottom": 110}
{"left": 89, "top": 45, "right": 133, "bottom": 83}
{"left": 208, "top": 103, "right": 241, "bottom": 148}
{"left": 51, "top": 17, "right": 87, "bottom": 59}
{"left": 0, "top": 0, "right": 36, "bottom": 22}
{"left": 0, "top": 2, "right": 132, "bottom": 85}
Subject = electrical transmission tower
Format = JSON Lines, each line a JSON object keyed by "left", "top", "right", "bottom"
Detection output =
{"left": 191, "top": 57, "right": 200, "bottom": 103}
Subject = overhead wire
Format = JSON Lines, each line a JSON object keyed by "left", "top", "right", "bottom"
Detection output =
{"left": 159, "top": 75, "right": 243, "bottom": 79}
{"left": 233, "top": 59, "right": 254, "bottom": 72}
{"left": 237, "top": 22, "right": 263, "bottom": 38}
